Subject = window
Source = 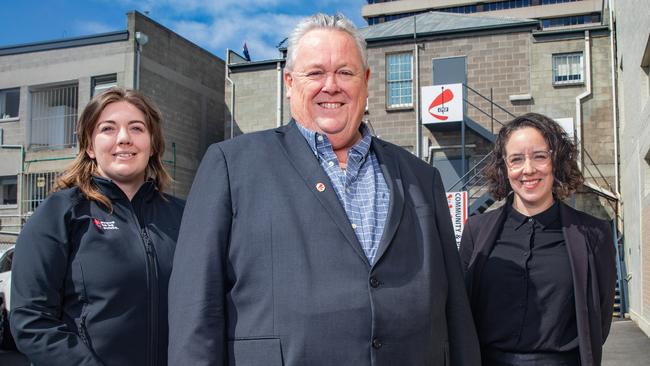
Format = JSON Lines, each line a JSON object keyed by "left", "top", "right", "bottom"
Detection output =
{"left": 22, "top": 172, "right": 60, "bottom": 213}
{"left": 0, "top": 88, "right": 20, "bottom": 120}
{"left": 386, "top": 52, "right": 413, "bottom": 108}
{"left": 542, "top": 13, "right": 601, "bottom": 29}
{"left": 29, "top": 84, "right": 78, "bottom": 150}
{"left": 552, "top": 53, "right": 583, "bottom": 85}
{"left": 91, "top": 74, "right": 117, "bottom": 97}
{"left": 0, "top": 176, "right": 17, "bottom": 205}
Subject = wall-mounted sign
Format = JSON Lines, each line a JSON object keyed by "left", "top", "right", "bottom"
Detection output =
{"left": 446, "top": 191, "right": 468, "bottom": 248}
{"left": 421, "top": 83, "right": 464, "bottom": 124}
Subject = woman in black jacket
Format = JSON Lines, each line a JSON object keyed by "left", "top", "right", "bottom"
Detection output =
{"left": 10, "top": 88, "right": 184, "bottom": 366}
{"left": 459, "top": 113, "right": 616, "bottom": 366}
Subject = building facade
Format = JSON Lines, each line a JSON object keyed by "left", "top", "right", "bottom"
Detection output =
{"left": 614, "top": 0, "right": 650, "bottom": 336}
{"left": 363, "top": 0, "right": 604, "bottom": 28}
{"left": 0, "top": 11, "right": 225, "bottom": 243}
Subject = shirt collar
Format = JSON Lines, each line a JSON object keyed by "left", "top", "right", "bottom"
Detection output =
{"left": 91, "top": 175, "right": 157, "bottom": 202}
{"left": 507, "top": 200, "right": 560, "bottom": 230}
{"left": 295, "top": 121, "right": 372, "bottom": 161}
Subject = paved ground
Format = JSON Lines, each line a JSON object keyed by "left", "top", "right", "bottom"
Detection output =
{"left": 603, "top": 319, "right": 650, "bottom": 366}
{"left": 0, "top": 319, "right": 648, "bottom": 365}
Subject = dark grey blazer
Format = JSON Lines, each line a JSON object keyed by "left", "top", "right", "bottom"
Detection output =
{"left": 459, "top": 200, "right": 617, "bottom": 366}
{"left": 168, "top": 121, "right": 480, "bottom": 366}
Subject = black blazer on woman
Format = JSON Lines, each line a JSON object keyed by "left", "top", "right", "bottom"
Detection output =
{"left": 459, "top": 200, "right": 616, "bottom": 366}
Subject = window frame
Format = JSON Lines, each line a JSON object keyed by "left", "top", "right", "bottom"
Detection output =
{"left": 552, "top": 52, "right": 584, "bottom": 86}
{"left": 385, "top": 51, "right": 414, "bottom": 110}
{"left": 0, "top": 87, "right": 20, "bottom": 121}
{"left": 91, "top": 74, "right": 118, "bottom": 97}
{"left": 0, "top": 175, "right": 18, "bottom": 207}
{"left": 28, "top": 82, "right": 79, "bottom": 150}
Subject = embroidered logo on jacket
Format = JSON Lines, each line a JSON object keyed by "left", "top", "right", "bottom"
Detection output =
{"left": 92, "top": 218, "right": 119, "bottom": 231}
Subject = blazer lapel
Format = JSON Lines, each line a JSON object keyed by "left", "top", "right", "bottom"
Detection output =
{"left": 561, "top": 203, "right": 593, "bottom": 364}
{"left": 274, "top": 121, "right": 368, "bottom": 265}
{"left": 370, "top": 138, "right": 404, "bottom": 265}
{"left": 467, "top": 204, "right": 507, "bottom": 304}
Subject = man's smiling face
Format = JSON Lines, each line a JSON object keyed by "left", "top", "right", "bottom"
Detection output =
{"left": 284, "top": 28, "right": 370, "bottom": 151}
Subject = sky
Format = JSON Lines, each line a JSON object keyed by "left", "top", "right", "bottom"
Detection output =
{"left": 0, "top": 0, "right": 368, "bottom": 61}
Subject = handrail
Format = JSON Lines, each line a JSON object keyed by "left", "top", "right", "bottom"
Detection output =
{"left": 463, "top": 98, "right": 509, "bottom": 127}
{"left": 583, "top": 148, "right": 618, "bottom": 197}
{"left": 448, "top": 152, "right": 493, "bottom": 191}
{"left": 464, "top": 84, "right": 517, "bottom": 119}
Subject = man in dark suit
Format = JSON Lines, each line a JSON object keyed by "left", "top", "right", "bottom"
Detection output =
{"left": 168, "top": 13, "right": 480, "bottom": 366}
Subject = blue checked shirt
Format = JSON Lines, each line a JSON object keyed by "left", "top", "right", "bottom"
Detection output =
{"left": 296, "top": 122, "right": 390, "bottom": 264}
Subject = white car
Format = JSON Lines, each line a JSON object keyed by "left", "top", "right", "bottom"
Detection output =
{"left": 0, "top": 244, "right": 15, "bottom": 349}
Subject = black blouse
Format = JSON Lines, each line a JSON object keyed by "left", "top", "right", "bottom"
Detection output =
{"left": 476, "top": 201, "right": 578, "bottom": 352}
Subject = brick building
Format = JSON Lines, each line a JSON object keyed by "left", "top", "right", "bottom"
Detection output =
{"left": 0, "top": 11, "right": 225, "bottom": 242}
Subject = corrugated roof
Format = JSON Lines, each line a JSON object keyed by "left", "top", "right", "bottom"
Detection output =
{"left": 360, "top": 11, "right": 539, "bottom": 41}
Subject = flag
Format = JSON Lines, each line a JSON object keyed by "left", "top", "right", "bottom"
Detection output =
{"left": 243, "top": 42, "right": 251, "bottom": 61}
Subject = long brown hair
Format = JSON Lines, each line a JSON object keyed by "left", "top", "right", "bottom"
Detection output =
{"left": 55, "top": 87, "right": 171, "bottom": 210}
{"left": 485, "top": 112, "right": 583, "bottom": 201}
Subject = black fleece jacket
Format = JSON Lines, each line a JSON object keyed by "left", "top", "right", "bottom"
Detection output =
{"left": 10, "top": 177, "right": 184, "bottom": 366}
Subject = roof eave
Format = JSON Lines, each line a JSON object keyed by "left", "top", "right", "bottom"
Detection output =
{"left": 364, "top": 20, "right": 540, "bottom": 44}
{"left": 0, "top": 30, "right": 130, "bottom": 56}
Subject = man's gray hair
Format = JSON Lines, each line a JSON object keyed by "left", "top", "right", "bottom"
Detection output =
{"left": 285, "top": 13, "right": 368, "bottom": 71}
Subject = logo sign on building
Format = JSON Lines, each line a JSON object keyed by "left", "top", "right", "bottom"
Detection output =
{"left": 421, "top": 83, "right": 464, "bottom": 124}
{"left": 447, "top": 191, "right": 468, "bottom": 248}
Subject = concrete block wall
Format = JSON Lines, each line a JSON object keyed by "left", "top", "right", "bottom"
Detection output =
{"left": 132, "top": 12, "right": 225, "bottom": 198}
{"left": 226, "top": 66, "right": 288, "bottom": 136}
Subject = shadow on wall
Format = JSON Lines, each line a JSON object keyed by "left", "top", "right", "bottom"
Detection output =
{"left": 224, "top": 106, "right": 243, "bottom": 139}
{"left": 573, "top": 190, "right": 617, "bottom": 222}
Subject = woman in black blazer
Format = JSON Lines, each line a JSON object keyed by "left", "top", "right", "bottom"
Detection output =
{"left": 459, "top": 113, "right": 616, "bottom": 366}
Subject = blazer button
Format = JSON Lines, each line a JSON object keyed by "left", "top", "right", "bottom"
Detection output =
{"left": 372, "top": 338, "right": 383, "bottom": 349}
{"left": 369, "top": 276, "right": 380, "bottom": 288}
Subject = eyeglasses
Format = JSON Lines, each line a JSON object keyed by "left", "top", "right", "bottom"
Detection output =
{"left": 294, "top": 69, "right": 362, "bottom": 84}
{"left": 504, "top": 150, "right": 553, "bottom": 170}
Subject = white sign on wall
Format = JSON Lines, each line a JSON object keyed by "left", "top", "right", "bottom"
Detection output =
{"left": 446, "top": 191, "right": 468, "bottom": 248}
{"left": 554, "top": 117, "right": 574, "bottom": 140}
{"left": 421, "top": 83, "right": 464, "bottom": 124}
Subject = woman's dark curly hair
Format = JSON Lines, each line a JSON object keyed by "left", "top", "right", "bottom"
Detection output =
{"left": 485, "top": 112, "right": 583, "bottom": 201}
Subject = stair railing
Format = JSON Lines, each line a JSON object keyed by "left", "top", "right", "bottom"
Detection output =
{"left": 463, "top": 84, "right": 516, "bottom": 134}
{"left": 447, "top": 152, "right": 495, "bottom": 211}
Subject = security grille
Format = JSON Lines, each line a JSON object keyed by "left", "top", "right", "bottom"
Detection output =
{"left": 21, "top": 172, "right": 61, "bottom": 214}
{"left": 29, "top": 84, "right": 78, "bottom": 150}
